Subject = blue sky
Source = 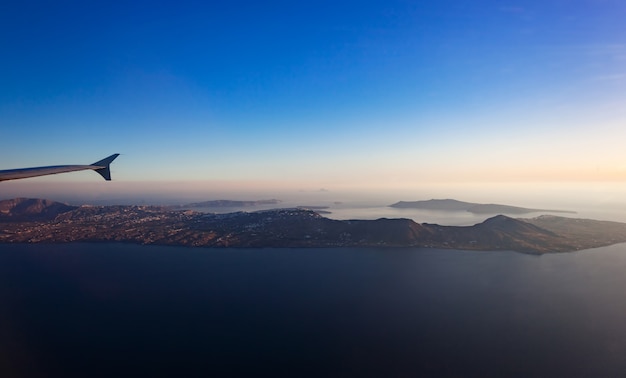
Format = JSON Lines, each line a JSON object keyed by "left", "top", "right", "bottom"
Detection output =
{"left": 1, "top": 1, "right": 626, "bottom": 198}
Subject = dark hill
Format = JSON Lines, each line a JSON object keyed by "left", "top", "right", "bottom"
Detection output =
{"left": 0, "top": 198, "right": 77, "bottom": 221}
{"left": 343, "top": 218, "right": 431, "bottom": 246}
{"left": 420, "top": 215, "right": 569, "bottom": 254}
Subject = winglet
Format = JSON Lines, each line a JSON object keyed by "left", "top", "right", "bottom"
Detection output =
{"left": 91, "top": 154, "right": 120, "bottom": 181}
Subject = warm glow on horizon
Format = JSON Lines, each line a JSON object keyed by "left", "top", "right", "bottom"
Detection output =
{"left": 1, "top": 1, "right": 625, "bottom": 206}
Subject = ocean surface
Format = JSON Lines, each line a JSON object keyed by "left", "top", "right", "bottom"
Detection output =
{"left": 2, "top": 243, "right": 626, "bottom": 377}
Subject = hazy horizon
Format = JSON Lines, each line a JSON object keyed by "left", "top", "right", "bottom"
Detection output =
{"left": 2, "top": 1, "right": 626, "bottom": 201}
{"left": 4, "top": 179, "right": 626, "bottom": 225}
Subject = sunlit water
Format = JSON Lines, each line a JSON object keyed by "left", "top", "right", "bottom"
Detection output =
{"left": 2, "top": 243, "right": 626, "bottom": 377}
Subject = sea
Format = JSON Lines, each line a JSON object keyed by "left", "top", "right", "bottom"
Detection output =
{"left": 184, "top": 195, "right": 626, "bottom": 226}
{"left": 3, "top": 242, "right": 626, "bottom": 377}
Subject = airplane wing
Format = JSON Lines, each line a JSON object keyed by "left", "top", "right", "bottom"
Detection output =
{"left": 0, "top": 154, "right": 120, "bottom": 182}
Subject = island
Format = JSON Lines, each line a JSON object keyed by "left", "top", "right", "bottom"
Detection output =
{"left": 2, "top": 198, "right": 625, "bottom": 255}
{"left": 177, "top": 199, "right": 282, "bottom": 208}
{"left": 390, "top": 199, "right": 576, "bottom": 214}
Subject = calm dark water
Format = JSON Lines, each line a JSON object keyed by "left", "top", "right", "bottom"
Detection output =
{"left": 2, "top": 243, "right": 626, "bottom": 377}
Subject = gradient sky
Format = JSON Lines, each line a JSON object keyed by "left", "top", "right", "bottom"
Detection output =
{"left": 1, "top": 1, "right": 626, "bottom": 199}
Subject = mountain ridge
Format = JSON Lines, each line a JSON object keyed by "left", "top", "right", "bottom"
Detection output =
{"left": 0, "top": 198, "right": 77, "bottom": 220}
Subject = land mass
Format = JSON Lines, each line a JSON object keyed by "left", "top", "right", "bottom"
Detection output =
{"left": 390, "top": 199, "right": 576, "bottom": 214}
{"left": 1, "top": 198, "right": 623, "bottom": 255}
{"left": 179, "top": 199, "right": 282, "bottom": 208}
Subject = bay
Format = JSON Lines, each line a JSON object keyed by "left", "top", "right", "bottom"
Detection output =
{"left": 2, "top": 243, "right": 626, "bottom": 377}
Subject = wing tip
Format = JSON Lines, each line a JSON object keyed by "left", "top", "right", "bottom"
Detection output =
{"left": 92, "top": 154, "right": 120, "bottom": 181}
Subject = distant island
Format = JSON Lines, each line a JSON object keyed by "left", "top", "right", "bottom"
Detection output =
{"left": 179, "top": 199, "right": 282, "bottom": 208}
{"left": 175, "top": 199, "right": 333, "bottom": 214}
{"left": 390, "top": 199, "right": 576, "bottom": 215}
{"left": 2, "top": 198, "right": 625, "bottom": 254}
